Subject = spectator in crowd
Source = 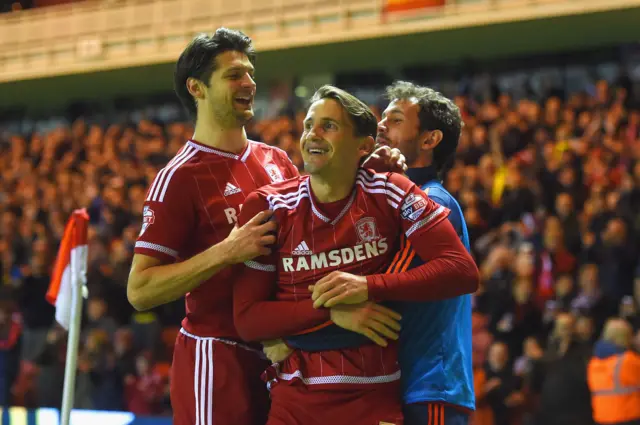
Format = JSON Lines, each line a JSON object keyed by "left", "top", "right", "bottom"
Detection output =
{"left": 484, "top": 341, "right": 525, "bottom": 425}
{"left": 531, "top": 313, "right": 594, "bottom": 425}
{"left": 124, "top": 351, "right": 166, "bottom": 416}
{"left": 84, "top": 294, "right": 118, "bottom": 338}
{"left": 587, "top": 318, "right": 640, "bottom": 425}
{"left": 575, "top": 315, "right": 596, "bottom": 345}
{"left": 81, "top": 329, "right": 122, "bottom": 411}
{"left": 13, "top": 240, "right": 54, "bottom": 361}
{"left": 620, "top": 295, "right": 640, "bottom": 331}
{"left": 0, "top": 301, "right": 21, "bottom": 407}
{"left": 572, "top": 263, "right": 618, "bottom": 336}
{"left": 488, "top": 250, "right": 543, "bottom": 358}
{"left": 33, "top": 326, "right": 65, "bottom": 408}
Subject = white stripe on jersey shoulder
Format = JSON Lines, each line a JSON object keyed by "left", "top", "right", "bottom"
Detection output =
{"left": 358, "top": 169, "right": 407, "bottom": 198}
{"left": 355, "top": 181, "right": 400, "bottom": 209}
{"left": 135, "top": 241, "right": 179, "bottom": 258}
{"left": 186, "top": 140, "right": 252, "bottom": 163}
{"left": 355, "top": 176, "right": 403, "bottom": 203}
{"left": 240, "top": 140, "right": 252, "bottom": 162}
{"left": 267, "top": 179, "right": 311, "bottom": 210}
{"left": 147, "top": 145, "right": 198, "bottom": 203}
{"left": 267, "top": 179, "right": 309, "bottom": 203}
{"left": 272, "top": 193, "right": 310, "bottom": 212}
{"left": 405, "top": 205, "right": 447, "bottom": 237}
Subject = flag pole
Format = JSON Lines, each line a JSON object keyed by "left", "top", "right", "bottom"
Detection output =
{"left": 59, "top": 215, "right": 88, "bottom": 425}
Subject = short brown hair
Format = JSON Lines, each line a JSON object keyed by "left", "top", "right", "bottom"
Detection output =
{"left": 310, "top": 85, "right": 377, "bottom": 139}
{"left": 174, "top": 28, "right": 256, "bottom": 119}
{"left": 386, "top": 81, "right": 463, "bottom": 178}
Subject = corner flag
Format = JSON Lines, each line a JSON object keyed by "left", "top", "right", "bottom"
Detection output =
{"left": 46, "top": 209, "right": 89, "bottom": 330}
{"left": 45, "top": 208, "right": 89, "bottom": 425}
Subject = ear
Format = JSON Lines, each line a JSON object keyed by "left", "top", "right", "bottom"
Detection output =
{"left": 358, "top": 136, "right": 376, "bottom": 160}
{"left": 419, "top": 130, "right": 443, "bottom": 151}
{"left": 186, "top": 77, "right": 206, "bottom": 101}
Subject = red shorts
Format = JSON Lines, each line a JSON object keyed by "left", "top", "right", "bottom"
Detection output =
{"left": 267, "top": 381, "right": 403, "bottom": 425}
{"left": 170, "top": 329, "right": 270, "bottom": 425}
{"left": 264, "top": 343, "right": 403, "bottom": 425}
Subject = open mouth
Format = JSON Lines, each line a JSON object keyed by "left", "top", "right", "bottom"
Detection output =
{"left": 234, "top": 95, "right": 253, "bottom": 108}
{"left": 305, "top": 145, "right": 330, "bottom": 156}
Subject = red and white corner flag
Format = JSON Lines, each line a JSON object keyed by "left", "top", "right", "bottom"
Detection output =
{"left": 46, "top": 209, "right": 89, "bottom": 330}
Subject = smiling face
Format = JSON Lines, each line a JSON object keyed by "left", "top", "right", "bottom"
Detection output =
{"left": 301, "top": 98, "right": 372, "bottom": 177}
{"left": 377, "top": 99, "right": 423, "bottom": 166}
{"left": 210, "top": 50, "right": 256, "bottom": 126}
{"left": 188, "top": 50, "right": 256, "bottom": 128}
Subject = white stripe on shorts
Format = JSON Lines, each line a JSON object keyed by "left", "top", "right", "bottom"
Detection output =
{"left": 193, "top": 339, "right": 214, "bottom": 425}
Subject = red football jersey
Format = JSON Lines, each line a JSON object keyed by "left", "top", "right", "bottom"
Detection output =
{"left": 234, "top": 168, "right": 450, "bottom": 386}
{"left": 134, "top": 139, "right": 299, "bottom": 338}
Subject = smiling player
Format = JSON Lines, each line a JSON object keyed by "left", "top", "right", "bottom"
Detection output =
{"left": 233, "top": 85, "right": 479, "bottom": 425}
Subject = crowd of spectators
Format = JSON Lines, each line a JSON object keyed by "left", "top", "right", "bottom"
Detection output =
{"left": 0, "top": 72, "right": 639, "bottom": 423}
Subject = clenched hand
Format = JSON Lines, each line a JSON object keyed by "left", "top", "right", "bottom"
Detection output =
{"left": 224, "top": 210, "right": 277, "bottom": 265}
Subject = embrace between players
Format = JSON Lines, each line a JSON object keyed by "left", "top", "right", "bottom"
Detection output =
{"left": 127, "top": 28, "right": 479, "bottom": 425}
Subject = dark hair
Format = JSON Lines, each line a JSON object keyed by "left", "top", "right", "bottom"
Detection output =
{"left": 309, "top": 85, "right": 377, "bottom": 139}
{"left": 385, "top": 81, "right": 463, "bottom": 179}
{"left": 174, "top": 28, "right": 256, "bottom": 119}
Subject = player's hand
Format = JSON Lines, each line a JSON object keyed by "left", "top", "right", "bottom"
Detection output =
{"left": 362, "top": 146, "right": 407, "bottom": 173}
{"left": 309, "top": 271, "right": 369, "bottom": 308}
{"left": 262, "top": 339, "right": 293, "bottom": 363}
{"left": 224, "top": 210, "right": 277, "bottom": 264}
{"left": 330, "top": 302, "right": 401, "bottom": 347}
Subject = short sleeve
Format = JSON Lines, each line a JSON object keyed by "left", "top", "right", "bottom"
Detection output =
{"left": 134, "top": 170, "right": 195, "bottom": 263}
{"left": 387, "top": 173, "right": 450, "bottom": 240}
{"left": 237, "top": 190, "right": 277, "bottom": 272}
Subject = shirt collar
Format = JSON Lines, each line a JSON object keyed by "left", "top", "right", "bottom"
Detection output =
{"left": 405, "top": 166, "right": 439, "bottom": 186}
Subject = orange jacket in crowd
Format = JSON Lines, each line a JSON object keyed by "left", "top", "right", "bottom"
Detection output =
{"left": 587, "top": 340, "right": 640, "bottom": 425}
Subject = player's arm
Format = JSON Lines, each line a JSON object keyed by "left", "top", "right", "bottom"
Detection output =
{"left": 311, "top": 174, "right": 479, "bottom": 307}
{"left": 127, "top": 170, "right": 276, "bottom": 311}
{"left": 367, "top": 175, "right": 478, "bottom": 301}
{"left": 233, "top": 191, "right": 330, "bottom": 342}
{"left": 365, "top": 218, "right": 479, "bottom": 301}
{"left": 128, "top": 213, "right": 275, "bottom": 311}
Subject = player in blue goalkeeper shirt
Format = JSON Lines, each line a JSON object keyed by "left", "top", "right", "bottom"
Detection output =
{"left": 376, "top": 81, "right": 474, "bottom": 425}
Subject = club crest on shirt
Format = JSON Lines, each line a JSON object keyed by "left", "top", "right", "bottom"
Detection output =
{"left": 139, "top": 206, "right": 155, "bottom": 236}
{"left": 400, "top": 193, "right": 427, "bottom": 222}
{"left": 355, "top": 217, "right": 380, "bottom": 243}
{"left": 265, "top": 163, "right": 284, "bottom": 183}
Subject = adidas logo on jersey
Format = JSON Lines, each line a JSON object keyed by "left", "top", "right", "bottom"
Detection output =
{"left": 292, "top": 241, "right": 312, "bottom": 255}
{"left": 223, "top": 182, "right": 242, "bottom": 196}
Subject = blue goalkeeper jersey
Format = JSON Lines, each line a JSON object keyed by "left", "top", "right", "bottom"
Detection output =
{"left": 399, "top": 166, "right": 475, "bottom": 410}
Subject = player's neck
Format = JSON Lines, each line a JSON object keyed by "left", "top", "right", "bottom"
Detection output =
{"left": 192, "top": 118, "right": 248, "bottom": 154}
{"left": 309, "top": 171, "right": 356, "bottom": 203}
{"left": 411, "top": 152, "right": 433, "bottom": 169}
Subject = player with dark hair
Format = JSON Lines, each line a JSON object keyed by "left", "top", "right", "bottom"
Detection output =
{"left": 128, "top": 30, "right": 407, "bottom": 425}
{"left": 378, "top": 81, "right": 474, "bottom": 425}
{"left": 233, "top": 85, "right": 479, "bottom": 425}
{"left": 128, "top": 27, "right": 291, "bottom": 425}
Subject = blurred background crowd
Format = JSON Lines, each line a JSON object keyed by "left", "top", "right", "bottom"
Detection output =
{"left": 1, "top": 70, "right": 639, "bottom": 424}
{"left": 1, "top": 1, "right": 640, "bottom": 424}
